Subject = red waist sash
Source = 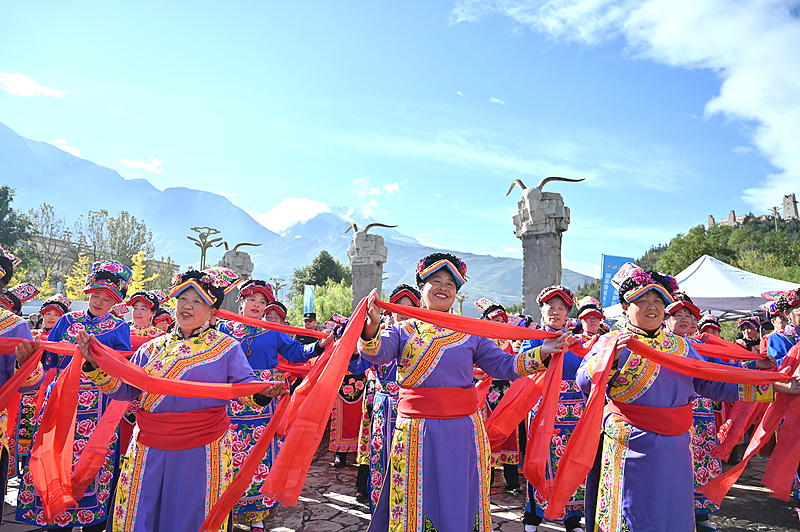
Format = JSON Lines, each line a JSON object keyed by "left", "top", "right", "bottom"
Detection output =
{"left": 397, "top": 386, "right": 479, "bottom": 419}
{"left": 137, "top": 406, "right": 231, "bottom": 451}
{"left": 607, "top": 400, "right": 693, "bottom": 436}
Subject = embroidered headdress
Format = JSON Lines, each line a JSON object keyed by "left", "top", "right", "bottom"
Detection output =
{"left": 153, "top": 308, "right": 173, "bottom": 326}
{"left": 665, "top": 292, "right": 701, "bottom": 320}
{"left": 536, "top": 285, "right": 575, "bottom": 309}
{"left": 737, "top": 316, "right": 761, "bottom": 331}
{"left": 126, "top": 291, "right": 160, "bottom": 312}
{"left": 611, "top": 262, "right": 676, "bottom": 305}
{"left": 777, "top": 289, "right": 800, "bottom": 314}
{"left": 760, "top": 300, "right": 781, "bottom": 318}
{"left": 169, "top": 267, "right": 240, "bottom": 309}
{"left": 474, "top": 296, "right": 508, "bottom": 323}
{"left": 389, "top": 284, "right": 421, "bottom": 307}
{"left": 40, "top": 293, "right": 72, "bottom": 316}
{"left": 576, "top": 295, "right": 603, "bottom": 319}
{"left": 110, "top": 303, "right": 128, "bottom": 319}
{"left": 698, "top": 314, "right": 721, "bottom": 333}
{"left": 0, "top": 283, "right": 40, "bottom": 314}
{"left": 0, "top": 246, "right": 21, "bottom": 284}
{"left": 415, "top": 253, "right": 468, "bottom": 290}
{"left": 238, "top": 279, "right": 275, "bottom": 302}
{"left": 149, "top": 290, "right": 169, "bottom": 305}
{"left": 84, "top": 260, "right": 132, "bottom": 303}
{"left": 264, "top": 300, "right": 287, "bottom": 320}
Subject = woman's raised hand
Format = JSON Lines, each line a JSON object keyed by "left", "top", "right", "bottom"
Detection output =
{"left": 75, "top": 330, "right": 98, "bottom": 368}
{"left": 256, "top": 381, "right": 289, "bottom": 398}
{"left": 362, "top": 289, "right": 381, "bottom": 340}
{"left": 15, "top": 337, "right": 41, "bottom": 366}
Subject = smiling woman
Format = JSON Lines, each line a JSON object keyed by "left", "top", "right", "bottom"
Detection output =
{"left": 358, "top": 253, "right": 568, "bottom": 532}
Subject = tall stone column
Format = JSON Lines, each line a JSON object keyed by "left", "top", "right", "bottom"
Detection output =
{"left": 508, "top": 177, "right": 581, "bottom": 323}
{"left": 347, "top": 230, "right": 388, "bottom": 311}
{"left": 217, "top": 249, "right": 255, "bottom": 312}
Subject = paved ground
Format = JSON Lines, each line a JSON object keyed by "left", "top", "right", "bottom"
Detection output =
{"left": 2, "top": 445, "right": 799, "bottom": 531}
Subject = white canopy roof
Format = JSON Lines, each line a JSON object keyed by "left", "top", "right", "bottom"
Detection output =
{"left": 604, "top": 255, "right": 798, "bottom": 321}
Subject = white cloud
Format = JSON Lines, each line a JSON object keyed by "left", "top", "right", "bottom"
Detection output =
{"left": 489, "top": 97, "right": 505, "bottom": 105}
{"left": 451, "top": 0, "right": 800, "bottom": 211}
{"left": 457, "top": 91, "right": 465, "bottom": 96}
{"left": 252, "top": 197, "right": 331, "bottom": 233}
{"left": 732, "top": 146, "right": 753, "bottom": 155}
{"left": 0, "top": 72, "right": 68, "bottom": 99}
{"left": 351, "top": 176, "right": 402, "bottom": 198}
{"left": 51, "top": 138, "right": 83, "bottom": 158}
{"left": 359, "top": 198, "right": 386, "bottom": 218}
{"left": 120, "top": 156, "right": 163, "bottom": 174}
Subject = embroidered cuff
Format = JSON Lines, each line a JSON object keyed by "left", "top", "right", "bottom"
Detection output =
{"left": 738, "top": 383, "right": 774, "bottom": 403}
{"left": 17, "top": 362, "right": 44, "bottom": 387}
{"left": 358, "top": 334, "right": 382, "bottom": 357}
{"left": 514, "top": 345, "right": 545, "bottom": 377}
{"left": 84, "top": 365, "right": 122, "bottom": 394}
{"left": 241, "top": 394, "right": 265, "bottom": 408}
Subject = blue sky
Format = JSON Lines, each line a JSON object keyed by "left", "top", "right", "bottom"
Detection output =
{"left": 2, "top": 0, "right": 798, "bottom": 277}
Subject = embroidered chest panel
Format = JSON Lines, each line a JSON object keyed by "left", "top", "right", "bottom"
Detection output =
{"left": 130, "top": 326, "right": 163, "bottom": 338}
{"left": 140, "top": 330, "right": 235, "bottom": 411}
{"left": 222, "top": 322, "right": 268, "bottom": 357}
{"left": 0, "top": 308, "right": 24, "bottom": 336}
{"left": 60, "top": 311, "right": 126, "bottom": 343}
{"left": 609, "top": 328, "right": 689, "bottom": 403}
{"left": 398, "top": 319, "right": 469, "bottom": 387}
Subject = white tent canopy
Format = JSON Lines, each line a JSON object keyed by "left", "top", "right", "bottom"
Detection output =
{"left": 604, "top": 255, "right": 798, "bottom": 321}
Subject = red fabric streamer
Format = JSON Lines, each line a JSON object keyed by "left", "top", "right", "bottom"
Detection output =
{"left": 699, "top": 345, "right": 800, "bottom": 504}
{"left": 259, "top": 299, "right": 367, "bottom": 506}
{"left": 29, "top": 355, "right": 82, "bottom": 523}
{"left": 277, "top": 347, "right": 334, "bottom": 436}
{"left": 71, "top": 399, "right": 130, "bottom": 501}
{"left": 34, "top": 368, "right": 58, "bottom": 418}
{"left": 216, "top": 308, "right": 329, "bottom": 340}
{"left": 375, "top": 300, "right": 560, "bottom": 341}
{"left": 89, "top": 338, "right": 277, "bottom": 399}
{"left": 695, "top": 333, "right": 767, "bottom": 361}
{"left": 137, "top": 407, "right": 230, "bottom": 450}
{"left": 397, "top": 386, "right": 481, "bottom": 419}
{"left": 544, "top": 338, "right": 617, "bottom": 520}
{"left": 606, "top": 401, "right": 692, "bottom": 436}
{"left": 485, "top": 373, "right": 545, "bottom": 452}
{"left": 199, "top": 391, "right": 291, "bottom": 531}
{"left": 130, "top": 334, "right": 152, "bottom": 351}
{"left": 0, "top": 341, "right": 42, "bottom": 411}
{"left": 523, "top": 350, "right": 564, "bottom": 497}
{"left": 713, "top": 401, "right": 767, "bottom": 461}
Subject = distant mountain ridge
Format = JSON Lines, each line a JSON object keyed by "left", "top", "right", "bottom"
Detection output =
{"left": 0, "top": 123, "right": 595, "bottom": 316}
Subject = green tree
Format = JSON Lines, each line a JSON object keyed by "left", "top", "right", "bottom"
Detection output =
{"left": 289, "top": 250, "right": 351, "bottom": 297}
{"left": 0, "top": 185, "right": 36, "bottom": 270}
{"left": 26, "top": 203, "right": 76, "bottom": 286}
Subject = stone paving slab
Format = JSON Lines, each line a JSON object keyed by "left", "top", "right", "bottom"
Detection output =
{"left": 3, "top": 449, "right": 799, "bottom": 531}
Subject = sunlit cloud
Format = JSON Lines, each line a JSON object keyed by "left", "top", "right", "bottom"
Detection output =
{"left": 489, "top": 97, "right": 505, "bottom": 105}
{"left": 120, "top": 156, "right": 163, "bottom": 174}
{"left": 0, "top": 72, "right": 68, "bottom": 99}
{"left": 51, "top": 138, "right": 83, "bottom": 158}
{"left": 451, "top": 0, "right": 800, "bottom": 212}
{"left": 253, "top": 197, "right": 331, "bottom": 233}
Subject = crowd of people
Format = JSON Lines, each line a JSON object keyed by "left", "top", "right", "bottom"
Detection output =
{"left": 0, "top": 243, "right": 800, "bottom": 532}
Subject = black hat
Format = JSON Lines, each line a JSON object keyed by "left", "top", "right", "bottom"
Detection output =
{"left": 303, "top": 312, "right": 317, "bottom": 320}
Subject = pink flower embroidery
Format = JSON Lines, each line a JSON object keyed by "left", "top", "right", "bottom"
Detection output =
{"left": 54, "top": 512, "right": 73, "bottom": 527}
{"left": 76, "top": 419, "right": 96, "bottom": 437}
{"left": 18, "top": 490, "right": 35, "bottom": 505}
{"left": 77, "top": 509, "right": 95, "bottom": 524}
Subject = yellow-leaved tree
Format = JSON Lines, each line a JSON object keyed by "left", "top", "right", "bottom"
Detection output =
{"left": 38, "top": 269, "right": 56, "bottom": 298}
{"left": 64, "top": 255, "right": 91, "bottom": 301}
{"left": 128, "top": 251, "right": 158, "bottom": 293}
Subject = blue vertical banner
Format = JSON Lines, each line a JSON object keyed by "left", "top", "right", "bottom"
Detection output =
{"left": 303, "top": 285, "right": 315, "bottom": 313}
{"left": 601, "top": 255, "right": 634, "bottom": 308}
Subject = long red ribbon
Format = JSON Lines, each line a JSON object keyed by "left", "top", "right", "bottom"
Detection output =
{"left": 0, "top": 340, "right": 44, "bottom": 411}
{"left": 693, "top": 333, "right": 767, "bottom": 361}
{"left": 523, "top": 350, "right": 563, "bottom": 497}
{"left": 544, "top": 338, "right": 617, "bottom": 519}
{"left": 259, "top": 298, "right": 367, "bottom": 505}
{"left": 485, "top": 373, "right": 545, "bottom": 452}
{"left": 216, "top": 308, "right": 329, "bottom": 339}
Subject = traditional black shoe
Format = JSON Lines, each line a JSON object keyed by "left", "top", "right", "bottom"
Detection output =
{"left": 355, "top": 490, "right": 369, "bottom": 502}
{"left": 333, "top": 454, "right": 346, "bottom": 468}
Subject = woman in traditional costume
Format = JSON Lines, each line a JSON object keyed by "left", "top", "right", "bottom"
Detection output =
{"left": 578, "top": 263, "right": 800, "bottom": 532}
{"left": 263, "top": 300, "right": 288, "bottom": 325}
{"left": 218, "top": 278, "right": 326, "bottom": 529}
{"left": 735, "top": 317, "right": 761, "bottom": 353}
{"left": 666, "top": 296, "right": 725, "bottom": 531}
{"left": 0, "top": 248, "right": 44, "bottom": 513}
{"left": 330, "top": 313, "right": 367, "bottom": 468}
{"left": 75, "top": 268, "right": 286, "bottom": 532}
{"left": 575, "top": 296, "right": 604, "bottom": 341}
{"left": 15, "top": 294, "right": 71, "bottom": 472}
{"left": 521, "top": 285, "right": 585, "bottom": 532}
{"left": 767, "top": 290, "right": 800, "bottom": 364}
{"left": 697, "top": 314, "right": 722, "bottom": 337}
{"left": 473, "top": 297, "right": 522, "bottom": 494}
{"left": 126, "top": 291, "right": 163, "bottom": 338}
{"left": 16, "top": 260, "right": 132, "bottom": 530}
{"left": 152, "top": 308, "right": 173, "bottom": 332}
{"left": 359, "top": 253, "right": 564, "bottom": 532}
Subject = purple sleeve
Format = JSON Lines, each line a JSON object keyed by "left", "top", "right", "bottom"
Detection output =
{"left": 227, "top": 342, "right": 259, "bottom": 384}
{"left": 690, "top": 344, "right": 740, "bottom": 401}
{"left": 358, "top": 323, "right": 405, "bottom": 366}
{"left": 1, "top": 319, "right": 35, "bottom": 389}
